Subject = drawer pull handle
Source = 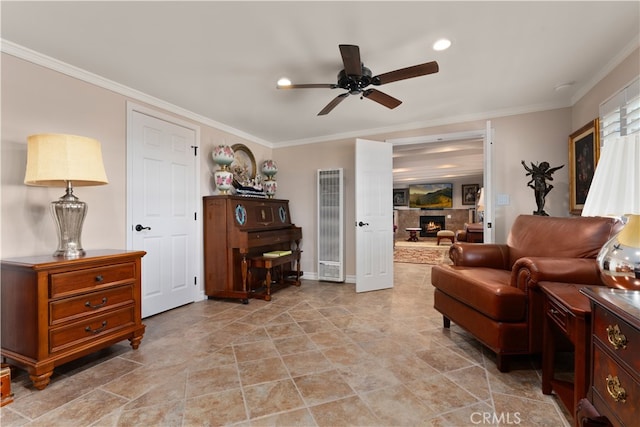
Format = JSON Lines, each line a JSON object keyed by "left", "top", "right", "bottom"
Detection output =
{"left": 606, "top": 324, "right": 628, "bottom": 349}
{"left": 549, "top": 308, "right": 560, "bottom": 315}
{"left": 85, "top": 321, "right": 107, "bottom": 334}
{"left": 85, "top": 297, "right": 108, "bottom": 309}
{"left": 605, "top": 375, "right": 626, "bottom": 403}
{"left": 95, "top": 275, "right": 104, "bottom": 283}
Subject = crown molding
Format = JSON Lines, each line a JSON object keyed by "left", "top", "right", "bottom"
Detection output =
{"left": 1, "top": 39, "right": 273, "bottom": 148}
{"left": 571, "top": 36, "right": 640, "bottom": 106}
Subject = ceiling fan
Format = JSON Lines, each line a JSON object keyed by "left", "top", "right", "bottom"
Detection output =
{"left": 277, "top": 44, "right": 439, "bottom": 116}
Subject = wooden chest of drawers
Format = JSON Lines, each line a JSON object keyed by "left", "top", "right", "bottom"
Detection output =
{"left": 581, "top": 287, "right": 640, "bottom": 427}
{"left": 1, "top": 250, "right": 146, "bottom": 390}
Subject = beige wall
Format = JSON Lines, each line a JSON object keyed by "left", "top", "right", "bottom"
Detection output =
{"left": 572, "top": 48, "right": 639, "bottom": 129}
{"left": 274, "top": 108, "right": 572, "bottom": 268}
{"left": 275, "top": 48, "right": 639, "bottom": 270}
{"left": 2, "top": 54, "right": 128, "bottom": 258}
{"left": 0, "top": 54, "right": 270, "bottom": 260}
{"left": 2, "top": 47, "right": 638, "bottom": 279}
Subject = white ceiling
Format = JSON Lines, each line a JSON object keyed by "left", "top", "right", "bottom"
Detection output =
{"left": 2, "top": 1, "right": 639, "bottom": 184}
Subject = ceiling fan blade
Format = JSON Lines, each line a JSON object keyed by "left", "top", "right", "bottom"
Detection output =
{"left": 339, "top": 44, "right": 362, "bottom": 77}
{"left": 318, "top": 93, "right": 349, "bottom": 116}
{"left": 277, "top": 83, "right": 337, "bottom": 89}
{"left": 363, "top": 89, "right": 402, "bottom": 109}
{"left": 373, "top": 61, "right": 439, "bottom": 85}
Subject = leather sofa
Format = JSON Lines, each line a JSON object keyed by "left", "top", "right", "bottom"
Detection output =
{"left": 455, "top": 222, "right": 484, "bottom": 243}
{"left": 431, "top": 214, "right": 621, "bottom": 372}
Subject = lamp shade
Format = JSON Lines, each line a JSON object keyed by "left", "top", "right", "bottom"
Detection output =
{"left": 24, "top": 134, "right": 108, "bottom": 186}
{"left": 582, "top": 133, "right": 640, "bottom": 289}
{"left": 581, "top": 133, "right": 640, "bottom": 217}
{"left": 476, "top": 187, "right": 485, "bottom": 212}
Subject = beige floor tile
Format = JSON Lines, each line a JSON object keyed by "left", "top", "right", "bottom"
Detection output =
{"left": 243, "top": 379, "right": 305, "bottom": 419}
{"left": 361, "top": 384, "right": 435, "bottom": 425}
{"left": 185, "top": 364, "right": 240, "bottom": 398}
{"left": 26, "top": 389, "right": 128, "bottom": 427}
{"left": 308, "top": 395, "right": 381, "bottom": 427}
{"left": 407, "top": 373, "right": 480, "bottom": 413}
{"left": 272, "top": 333, "right": 318, "bottom": 355}
{"left": 238, "top": 356, "right": 290, "bottom": 386}
{"left": 116, "top": 399, "right": 185, "bottom": 427}
{"left": 281, "top": 350, "right": 334, "bottom": 377}
{"left": 233, "top": 340, "right": 280, "bottom": 363}
{"left": 248, "top": 408, "right": 318, "bottom": 426}
{"left": 0, "top": 262, "right": 572, "bottom": 427}
{"left": 416, "top": 344, "right": 477, "bottom": 372}
{"left": 492, "top": 392, "right": 570, "bottom": 427}
{"left": 183, "top": 388, "right": 247, "bottom": 426}
{"left": 293, "top": 369, "right": 355, "bottom": 406}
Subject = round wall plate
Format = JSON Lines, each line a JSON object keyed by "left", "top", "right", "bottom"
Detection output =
{"left": 230, "top": 144, "right": 256, "bottom": 187}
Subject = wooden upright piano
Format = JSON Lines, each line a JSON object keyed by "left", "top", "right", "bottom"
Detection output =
{"left": 203, "top": 195, "right": 302, "bottom": 303}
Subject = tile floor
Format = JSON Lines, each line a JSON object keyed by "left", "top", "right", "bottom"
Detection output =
{"left": 1, "top": 261, "right": 572, "bottom": 426}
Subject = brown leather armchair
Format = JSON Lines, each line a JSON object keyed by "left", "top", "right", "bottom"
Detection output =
{"left": 431, "top": 214, "right": 621, "bottom": 372}
{"left": 455, "top": 222, "right": 484, "bottom": 243}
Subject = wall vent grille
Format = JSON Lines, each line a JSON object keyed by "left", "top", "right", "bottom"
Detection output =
{"left": 317, "top": 169, "right": 344, "bottom": 282}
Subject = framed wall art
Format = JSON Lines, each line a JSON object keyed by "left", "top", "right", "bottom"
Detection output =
{"left": 461, "top": 184, "right": 480, "bottom": 205}
{"left": 409, "top": 183, "right": 453, "bottom": 209}
{"left": 230, "top": 143, "right": 256, "bottom": 188}
{"left": 569, "top": 119, "right": 600, "bottom": 214}
{"left": 393, "top": 189, "right": 409, "bottom": 207}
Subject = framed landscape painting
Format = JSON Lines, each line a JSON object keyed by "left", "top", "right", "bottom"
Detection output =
{"left": 569, "top": 119, "right": 600, "bottom": 214}
{"left": 409, "top": 183, "right": 453, "bottom": 208}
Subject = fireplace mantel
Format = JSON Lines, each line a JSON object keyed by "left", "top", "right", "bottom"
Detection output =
{"left": 394, "top": 208, "right": 473, "bottom": 240}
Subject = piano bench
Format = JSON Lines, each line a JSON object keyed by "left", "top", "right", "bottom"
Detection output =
{"left": 247, "top": 250, "right": 302, "bottom": 301}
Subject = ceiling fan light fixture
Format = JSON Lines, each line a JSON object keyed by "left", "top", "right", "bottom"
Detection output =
{"left": 280, "top": 44, "right": 439, "bottom": 115}
{"left": 433, "top": 38, "right": 452, "bottom": 51}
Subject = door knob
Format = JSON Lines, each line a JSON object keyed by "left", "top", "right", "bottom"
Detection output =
{"left": 135, "top": 224, "right": 151, "bottom": 232}
{"left": 357, "top": 221, "right": 369, "bottom": 227}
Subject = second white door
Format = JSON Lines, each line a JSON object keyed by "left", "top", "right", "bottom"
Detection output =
{"left": 355, "top": 138, "right": 394, "bottom": 292}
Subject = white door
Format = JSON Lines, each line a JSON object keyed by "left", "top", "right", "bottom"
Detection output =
{"left": 127, "top": 105, "right": 199, "bottom": 318}
{"left": 355, "top": 138, "right": 394, "bottom": 292}
{"left": 483, "top": 120, "right": 495, "bottom": 243}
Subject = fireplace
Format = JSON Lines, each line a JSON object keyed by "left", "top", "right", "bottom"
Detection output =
{"left": 420, "top": 215, "right": 445, "bottom": 237}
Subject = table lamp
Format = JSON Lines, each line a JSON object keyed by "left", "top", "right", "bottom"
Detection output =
{"left": 581, "top": 133, "right": 639, "bottom": 289}
{"left": 24, "top": 134, "right": 109, "bottom": 258}
{"left": 476, "top": 187, "right": 485, "bottom": 223}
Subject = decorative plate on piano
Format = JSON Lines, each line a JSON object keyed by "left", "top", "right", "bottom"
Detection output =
{"left": 230, "top": 144, "right": 256, "bottom": 188}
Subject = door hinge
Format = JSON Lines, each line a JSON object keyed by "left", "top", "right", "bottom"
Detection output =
{"left": 190, "top": 145, "right": 198, "bottom": 156}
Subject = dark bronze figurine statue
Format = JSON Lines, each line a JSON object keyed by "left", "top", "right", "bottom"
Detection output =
{"left": 521, "top": 160, "right": 564, "bottom": 216}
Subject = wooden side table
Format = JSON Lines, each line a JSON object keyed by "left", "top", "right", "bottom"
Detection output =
{"left": 406, "top": 227, "right": 421, "bottom": 242}
{"left": 540, "top": 282, "right": 592, "bottom": 426}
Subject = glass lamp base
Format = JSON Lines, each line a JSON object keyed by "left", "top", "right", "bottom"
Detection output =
{"left": 51, "top": 186, "right": 87, "bottom": 259}
{"left": 597, "top": 218, "right": 640, "bottom": 289}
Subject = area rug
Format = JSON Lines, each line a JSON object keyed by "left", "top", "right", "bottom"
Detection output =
{"left": 394, "top": 246, "right": 452, "bottom": 265}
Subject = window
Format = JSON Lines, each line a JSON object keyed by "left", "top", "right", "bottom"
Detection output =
{"left": 599, "top": 76, "right": 640, "bottom": 148}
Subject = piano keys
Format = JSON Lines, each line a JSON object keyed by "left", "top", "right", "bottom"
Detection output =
{"left": 203, "top": 195, "right": 302, "bottom": 303}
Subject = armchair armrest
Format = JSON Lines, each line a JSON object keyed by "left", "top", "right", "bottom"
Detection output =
{"left": 449, "top": 243, "right": 511, "bottom": 269}
{"left": 511, "top": 257, "right": 603, "bottom": 292}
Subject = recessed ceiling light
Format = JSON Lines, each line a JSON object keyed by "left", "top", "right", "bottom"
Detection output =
{"left": 277, "top": 77, "right": 291, "bottom": 87}
{"left": 433, "top": 39, "right": 451, "bottom": 51}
